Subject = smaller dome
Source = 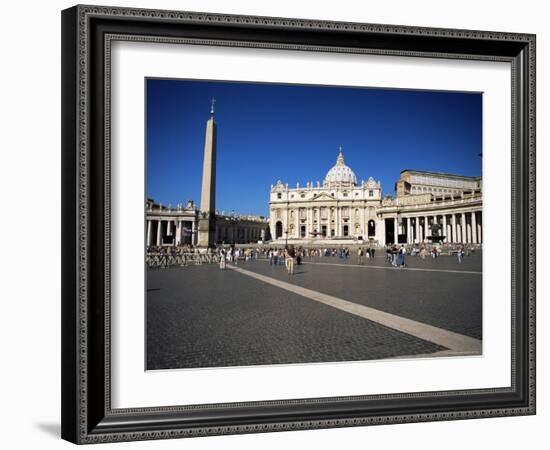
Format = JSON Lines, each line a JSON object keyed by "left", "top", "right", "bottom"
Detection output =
{"left": 324, "top": 148, "right": 357, "bottom": 186}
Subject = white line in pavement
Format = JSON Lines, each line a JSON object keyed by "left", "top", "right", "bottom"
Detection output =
{"left": 301, "top": 260, "right": 482, "bottom": 275}
{"left": 227, "top": 264, "right": 482, "bottom": 354}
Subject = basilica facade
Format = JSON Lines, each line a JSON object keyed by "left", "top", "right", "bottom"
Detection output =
{"left": 269, "top": 149, "right": 482, "bottom": 247}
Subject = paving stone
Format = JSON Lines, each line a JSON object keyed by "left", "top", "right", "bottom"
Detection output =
{"left": 144, "top": 254, "right": 481, "bottom": 369}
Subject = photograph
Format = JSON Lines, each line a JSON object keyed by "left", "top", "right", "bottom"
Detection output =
{"left": 56, "top": 2, "right": 537, "bottom": 445}
{"left": 145, "top": 79, "right": 483, "bottom": 371}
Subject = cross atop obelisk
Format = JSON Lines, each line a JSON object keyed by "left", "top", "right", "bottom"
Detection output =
{"left": 210, "top": 97, "right": 216, "bottom": 116}
{"left": 197, "top": 100, "right": 218, "bottom": 247}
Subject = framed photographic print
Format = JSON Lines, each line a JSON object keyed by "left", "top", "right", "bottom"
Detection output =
{"left": 61, "top": 4, "right": 536, "bottom": 444}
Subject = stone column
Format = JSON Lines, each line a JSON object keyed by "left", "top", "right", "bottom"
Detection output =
{"left": 176, "top": 221, "right": 182, "bottom": 245}
{"left": 471, "top": 211, "right": 477, "bottom": 244}
{"left": 394, "top": 216, "right": 398, "bottom": 244}
{"left": 288, "top": 206, "right": 292, "bottom": 241}
{"left": 461, "top": 213, "right": 467, "bottom": 243}
{"left": 415, "top": 217, "right": 420, "bottom": 244}
{"left": 313, "top": 208, "right": 318, "bottom": 237}
{"left": 156, "top": 220, "right": 162, "bottom": 246}
{"left": 146, "top": 220, "right": 152, "bottom": 246}
{"left": 442, "top": 215, "right": 447, "bottom": 243}
{"left": 477, "top": 212, "right": 482, "bottom": 244}
{"left": 166, "top": 220, "right": 172, "bottom": 237}
{"left": 452, "top": 214, "right": 457, "bottom": 243}
{"left": 424, "top": 216, "right": 429, "bottom": 241}
{"left": 327, "top": 207, "right": 332, "bottom": 238}
{"left": 191, "top": 220, "right": 196, "bottom": 246}
{"left": 359, "top": 207, "right": 364, "bottom": 239}
{"left": 377, "top": 218, "right": 386, "bottom": 246}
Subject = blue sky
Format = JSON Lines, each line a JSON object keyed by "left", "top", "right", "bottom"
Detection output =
{"left": 146, "top": 79, "right": 482, "bottom": 217}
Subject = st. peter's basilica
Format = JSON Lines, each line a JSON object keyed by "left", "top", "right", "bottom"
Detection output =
{"left": 269, "top": 148, "right": 482, "bottom": 247}
{"left": 146, "top": 104, "right": 482, "bottom": 248}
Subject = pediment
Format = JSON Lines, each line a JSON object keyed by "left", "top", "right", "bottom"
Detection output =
{"left": 312, "top": 192, "right": 335, "bottom": 201}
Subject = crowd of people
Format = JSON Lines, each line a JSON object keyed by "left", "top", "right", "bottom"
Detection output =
{"left": 383, "top": 243, "right": 469, "bottom": 267}
{"left": 150, "top": 241, "right": 474, "bottom": 271}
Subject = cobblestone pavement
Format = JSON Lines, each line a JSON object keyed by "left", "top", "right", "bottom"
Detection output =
{"left": 146, "top": 263, "right": 448, "bottom": 370}
{"left": 244, "top": 254, "right": 482, "bottom": 340}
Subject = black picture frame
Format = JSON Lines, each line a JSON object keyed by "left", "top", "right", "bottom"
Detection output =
{"left": 61, "top": 4, "right": 536, "bottom": 444}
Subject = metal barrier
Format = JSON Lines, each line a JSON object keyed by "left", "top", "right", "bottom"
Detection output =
{"left": 146, "top": 253, "right": 220, "bottom": 269}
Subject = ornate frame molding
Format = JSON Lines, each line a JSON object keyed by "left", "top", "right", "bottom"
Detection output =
{"left": 61, "top": 5, "right": 535, "bottom": 444}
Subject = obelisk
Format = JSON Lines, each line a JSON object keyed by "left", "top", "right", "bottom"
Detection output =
{"left": 197, "top": 99, "right": 217, "bottom": 247}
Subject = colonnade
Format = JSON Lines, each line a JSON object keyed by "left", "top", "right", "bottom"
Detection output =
{"left": 393, "top": 210, "right": 482, "bottom": 245}
{"left": 271, "top": 206, "right": 482, "bottom": 246}
{"left": 147, "top": 217, "right": 268, "bottom": 246}
{"left": 215, "top": 224, "right": 266, "bottom": 244}
{"left": 146, "top": 218, "right": 196, "bottom": 247}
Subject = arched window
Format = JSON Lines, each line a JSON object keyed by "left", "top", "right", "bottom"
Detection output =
{"left": 275, "top": 221, "right": 283, "bottom": 239}
{"left": 368, "top": 220, "right": 375, "bottom": 237}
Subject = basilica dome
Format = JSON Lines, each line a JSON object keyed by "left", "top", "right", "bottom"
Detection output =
{"left": 324, "top": 148, "right": 357, "bottom": 186}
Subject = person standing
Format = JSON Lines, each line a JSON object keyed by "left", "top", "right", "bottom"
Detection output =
{"left": 219, "top": 248, "right": 226, "bottom": 270}
{"left": 287, "top": 246, "right": 296, "bottom": 275}
{"left": 284, "top": 248, "right": 290, "bottom": 272}
{"left": 391, "top": 245, "right": 398, "bottom": 267}
{"left": 358, "top": 247, "right": 364, "bottom": 264}
{"left": 457, "top": 244, "right": 463, "bottom": 263}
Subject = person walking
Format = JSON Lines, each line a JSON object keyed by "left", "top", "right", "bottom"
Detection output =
{"left": 358, "top": 247, "right": 364, "bottom": 264}
{"left": 399, "top": 245, "right": 406, "bottom": 268}
{"left": 219, "top": 248, "right": 226, "bottom": 270}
